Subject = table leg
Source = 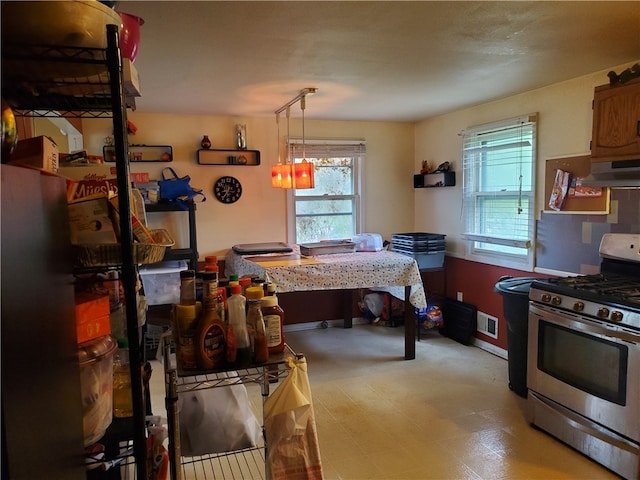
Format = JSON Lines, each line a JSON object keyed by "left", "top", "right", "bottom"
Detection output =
{"left": 404, "top": 285, "right": 416, "bottom": 360}
{"left": 343, "top": 289, "right": 353, "bottom": 328}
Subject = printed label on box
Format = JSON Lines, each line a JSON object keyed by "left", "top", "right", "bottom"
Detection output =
{"left": 68, "top": 197, "right": 118, "bottom": 244}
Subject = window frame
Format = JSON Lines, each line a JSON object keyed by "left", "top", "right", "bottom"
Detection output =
{"left": 461, "top": 114, "right": 537, "bottom": 271}
{"left": 286, "top": 139, "right": 364, "bottom": 244}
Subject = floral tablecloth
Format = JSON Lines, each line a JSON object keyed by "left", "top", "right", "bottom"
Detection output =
{"left": 225, "top": 245, "right": 427, "bottom": 309}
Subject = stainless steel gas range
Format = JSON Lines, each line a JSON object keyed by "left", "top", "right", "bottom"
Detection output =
{"left": 527, "top": 233, "right": 640, "bottom": 480}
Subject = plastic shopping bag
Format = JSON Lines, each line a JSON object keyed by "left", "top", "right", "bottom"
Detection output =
{"left": 264, "top": 356, "right": 323, "bottom": 480}
{"left": 178, "top": 374, "right": 261, "bottom": 456}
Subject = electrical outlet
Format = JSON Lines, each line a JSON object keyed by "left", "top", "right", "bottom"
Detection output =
{"left": 456, "top": 291, "right": 463, "bottom": 302}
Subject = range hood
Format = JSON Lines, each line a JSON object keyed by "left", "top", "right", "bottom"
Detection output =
{"left": 582, "top": 158, "right": 640, "bottom": 187}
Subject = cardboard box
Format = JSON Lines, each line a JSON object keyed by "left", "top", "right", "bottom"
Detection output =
{"left": 75, "top": 291, "right": 111, "bottom": 344}
{"left": 8, "top": 136, "right": 59, "bottom": 173}
{"left": 67, "top": 196, "right": 118, "bottom": 244}
{"left": 123, "top": 59, "right": 141, "bottom": 97}
{"left": 58, "top": 165, "right": 119, "bottom": 201}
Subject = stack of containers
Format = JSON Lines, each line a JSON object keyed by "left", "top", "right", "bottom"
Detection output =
{"left": 391, "top": 232, "right": 446, "bottom": 269}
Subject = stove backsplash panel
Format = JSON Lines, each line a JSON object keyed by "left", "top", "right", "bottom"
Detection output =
{"left": 536, "top": 189, "right": 640, "bottom": 273}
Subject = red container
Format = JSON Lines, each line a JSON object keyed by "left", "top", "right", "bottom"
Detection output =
{"left": 118, "top": 12, "right": 144, "bottom": 62}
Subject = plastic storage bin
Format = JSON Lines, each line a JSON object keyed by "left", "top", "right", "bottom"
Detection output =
{"left": 139, "top": 260, "right": 188, "bottom": 306}
{"left": 353, "top": 233, "right": 383, "bottom": 252}
{"left": 494, "top": 276, "right": 538, "bottom": 398}
{"left": 78, "top": 335, "right": 117, "bottom": 446}
{"left": 391, "top": 232, "right": 446, "bottom": 269}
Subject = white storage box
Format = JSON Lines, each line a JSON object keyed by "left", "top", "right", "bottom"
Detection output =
{"left": 139, "top": 261, "right": 188, "bottom": 306}
{"left": 353, "top": 233, "right": 383, "bottom": 252}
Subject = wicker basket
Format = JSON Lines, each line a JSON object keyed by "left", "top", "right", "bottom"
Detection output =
{"left": 72, "top": 229, "right": 175, "bottom": 268}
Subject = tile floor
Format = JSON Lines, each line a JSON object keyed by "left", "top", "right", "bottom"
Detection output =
{"left": 149, "top": 324, "right": 620, "bottom": 480}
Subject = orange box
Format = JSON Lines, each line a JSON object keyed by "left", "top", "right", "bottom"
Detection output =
{"left": 75, "top": 292, "right": 111, "bottom": 344}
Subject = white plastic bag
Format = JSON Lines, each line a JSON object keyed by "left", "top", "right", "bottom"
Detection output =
{"left": 364, "top": 293, "right": 384, "bottom": 317}
{"left": 178, "top": 375, "right": 261, "bottom": 456}
{"left": 264, "top": 356, "right": 323, "bottom": 480}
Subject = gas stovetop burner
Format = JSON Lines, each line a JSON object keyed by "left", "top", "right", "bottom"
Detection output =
{"left": 548, "top": 273, "right": 640, "bottom": 303}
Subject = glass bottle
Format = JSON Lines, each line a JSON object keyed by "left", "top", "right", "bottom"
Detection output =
{"left": 196, "top": 272, "right": 226, "bottom": 370}
{"left": 113, "top": 338, "right": 133, "bottom": 418}
{"left": 261, "top": 294, "right": 286, "bottom": 354}
{"left": 180, "top": 270, "right": 196, "bottom": 305}
{"left": 201, "top": 135, "right": 211, "bottom": 149}
{"left": 227, "top": 284, "right": 251, "bottom": 367}
{"left": 245, "top": 286, "right": 268, "bottom": 363}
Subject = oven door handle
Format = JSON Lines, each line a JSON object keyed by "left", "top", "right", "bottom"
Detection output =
{"left": 572, "top": 320, "right": 640, "bottom": 345}
{"left": 530, "top": 305, "right": 640, "bottom": 345}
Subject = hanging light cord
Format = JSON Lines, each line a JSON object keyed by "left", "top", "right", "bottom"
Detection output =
{"left": 276, "top": 112, "right": 281, "bottom": 164}
{"left": 301, "top": 95, "right": 306, "bottom": 160}
{"left": 286, "top": 106, "right": 291, "bottom": 164}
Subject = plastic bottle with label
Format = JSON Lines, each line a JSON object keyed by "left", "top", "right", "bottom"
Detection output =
{"left": 245, "top": 286, "right": 268, "bottom": 363}
{"left": 113, "top": 338, "right": 133, "bottom": 418}
{"left": 204, "top": 255, "right": 218, "bottom": 272}
{"left": 196, "top": 272, "right": 226, "bottom": 370}
{"left": 226, "top": 284, "right": 251, "bottom": 367}
{"left": 261, "top": 295, "right": 286, "bottom": 354}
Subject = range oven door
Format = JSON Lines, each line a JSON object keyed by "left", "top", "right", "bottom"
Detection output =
{"left": 527, "top": 303, "right": 640, "bottom": 443}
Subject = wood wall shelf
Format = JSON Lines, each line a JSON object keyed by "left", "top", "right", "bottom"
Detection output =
{"left": 197, "top": 149, "right": 261, "bottom": 165}
{"left": 414, "top": 171, "right": 455, "bottom": 188}
{"left": 104, "top": 144, "right": 173, "bottom": 162}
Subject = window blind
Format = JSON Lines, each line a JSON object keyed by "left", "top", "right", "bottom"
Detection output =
{"left": 288, "top": 139, "right": 366, "bottom": 159}
{"left": 462, "top": 115, "right": 536, "bottom": 251}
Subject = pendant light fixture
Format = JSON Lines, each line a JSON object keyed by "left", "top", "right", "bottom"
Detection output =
{"left": 271, "top": 87, "right": 317, "bottom": 189}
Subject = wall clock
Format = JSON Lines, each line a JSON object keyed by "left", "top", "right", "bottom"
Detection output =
{"left": 213, "top": 175, "right": 242, "bottom": 204}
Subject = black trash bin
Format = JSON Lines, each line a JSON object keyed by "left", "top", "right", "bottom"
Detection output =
{"left": 494, "top": 277, "right": 538, "bottom": 398}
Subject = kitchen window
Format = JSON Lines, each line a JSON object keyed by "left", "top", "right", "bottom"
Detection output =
{"left": 461, "top": 114, "right": 537, "bottom": 270}
{"left": 287, "top": 140, "right": 365, "bottom": 244}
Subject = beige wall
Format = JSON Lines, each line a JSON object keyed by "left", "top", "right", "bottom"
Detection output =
{"left": 79, "top": 60, "right": 637, "bottom": 262}
{"left": 413, "top": 61, "right": 638, "bottom": 263}
{"left": 82, "top": 114, "right": 414, "bottom": 258}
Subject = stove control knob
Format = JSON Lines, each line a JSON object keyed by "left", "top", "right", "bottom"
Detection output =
{"left": 541, "top": 294, "right": 551, "bottom": 303}
{"left": 610, "top": 311, "right": 623, "bottom": 322}
{"left": 597, "top": 307, "right": 610, "bottom": 318}
{"left": 573, "top": 301, "right": 584, "bottom": 312}
{"left": 551, "top": 296, "right": 562, "bottom": 306}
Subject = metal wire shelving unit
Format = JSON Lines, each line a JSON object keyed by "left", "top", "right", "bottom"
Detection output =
{"left": 162, "top": 333, "right": 300, "bottom": 480}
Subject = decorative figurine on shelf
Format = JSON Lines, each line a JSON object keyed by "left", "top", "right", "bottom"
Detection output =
{"left": 420, "top": 160, "right": 434, "bottom": 175}
{"left": 434, "top": 161, "right": 451, "bottom": 172}
{"left": 201, "top": 135, "right": 212, "bottom": 149}
{"left": 608, "top": 63, "right": 640, "bottom": 85}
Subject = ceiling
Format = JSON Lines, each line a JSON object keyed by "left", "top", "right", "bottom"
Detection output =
{"left": 121, "top": 1, "right": 640, "bottom": 122}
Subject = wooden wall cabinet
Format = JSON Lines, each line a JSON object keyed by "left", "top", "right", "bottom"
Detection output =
{"left": 591, "top": 78, "right": 640, "bottom": 163}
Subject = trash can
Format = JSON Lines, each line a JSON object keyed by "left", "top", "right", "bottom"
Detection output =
{"left": 494, "top": 277, "right": 538, "bottom": 398}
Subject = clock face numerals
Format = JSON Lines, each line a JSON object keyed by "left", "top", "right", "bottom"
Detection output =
{"left": 214, "top": 176, "right": 242, "bottom": 204}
